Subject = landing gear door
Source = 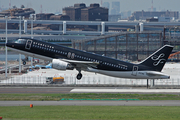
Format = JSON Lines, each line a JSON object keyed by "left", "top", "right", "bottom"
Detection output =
{"left": 132, "top": 66, "right": 138, "bottom": 76}
{"left": 25, "top": 40, "right": 32, "bottom": 50}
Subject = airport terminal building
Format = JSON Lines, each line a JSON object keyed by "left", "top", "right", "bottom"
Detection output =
{"left": 73, "top": 32, "right": 167, "bottom": 62}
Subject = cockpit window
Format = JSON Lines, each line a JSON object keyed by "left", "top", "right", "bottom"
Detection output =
{"left": 15, "top": 39, "right": 26, "bottom": 44}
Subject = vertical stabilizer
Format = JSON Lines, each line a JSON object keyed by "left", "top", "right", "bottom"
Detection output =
{"left": 139, "top": 45, "right": 173, "bottom": 71}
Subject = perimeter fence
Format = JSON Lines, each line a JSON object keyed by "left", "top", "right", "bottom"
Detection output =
{"left": 1, "top": 76, "right": 180, "bottom": 88}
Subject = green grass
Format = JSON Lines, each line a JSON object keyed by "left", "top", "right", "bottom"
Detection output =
{"left": 1, "top": 93, "right": 180, "bottom": 120}
{"left": 0, "top": 106, "right": 180, "bottom": 120}
{"left": 0, "top": 93, "right": 180, "bottom": 101}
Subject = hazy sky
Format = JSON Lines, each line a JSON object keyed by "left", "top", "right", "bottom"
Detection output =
{"left": 1, "top": 0, "right": 180, "bottom": 13}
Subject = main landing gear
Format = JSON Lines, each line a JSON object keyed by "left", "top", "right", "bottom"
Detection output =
{"left": 76, "top": 69, "right": 82, "bottom": 80}
{"left": 77, "top": 73, "right": 82, "bottom": 80}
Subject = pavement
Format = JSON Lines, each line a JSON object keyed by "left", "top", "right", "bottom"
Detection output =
{"left": 1, "top": 87, "right": 180, "bottom": 94}
{"left": 1, "top": 87, "right": 180, "bottom": 106}
{"left": 1, "top": 100, "right": 180, "bottom": 106}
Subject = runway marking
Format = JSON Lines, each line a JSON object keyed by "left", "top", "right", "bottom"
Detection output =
{"left": 70, "top": 89, "right": 180, "bottom": 93}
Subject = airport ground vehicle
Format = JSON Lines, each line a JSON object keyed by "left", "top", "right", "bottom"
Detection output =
{"left": 46, "top": 77, "right": 64, "bottom": 84}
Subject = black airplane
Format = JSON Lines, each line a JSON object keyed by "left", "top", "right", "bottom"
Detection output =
{"left": 6, "top": 38, "right": 173, "bottom": 80}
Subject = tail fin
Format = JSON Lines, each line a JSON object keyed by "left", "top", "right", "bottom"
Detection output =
{"left": 139, "top": 45, "right": 173, "bottom": 72}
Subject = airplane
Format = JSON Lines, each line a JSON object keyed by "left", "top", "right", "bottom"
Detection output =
{"left": 29, "top": 63, "right": 52, "bottom": 69}
{"left": 6, "top": 38, "right": 173, "bottom": 80}
{"left": 35, "top": 63, "right": 52, "bottom": 69}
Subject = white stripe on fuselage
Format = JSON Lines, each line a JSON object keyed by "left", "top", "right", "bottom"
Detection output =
{"left": 87, "top": 68, "right": 170, "bottom": 79}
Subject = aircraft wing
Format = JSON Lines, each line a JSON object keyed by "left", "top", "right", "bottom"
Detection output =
{"left": 61, "top": 59, "right": 99, "bottom": 70}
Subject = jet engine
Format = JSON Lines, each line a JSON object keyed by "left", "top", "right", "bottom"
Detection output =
{"left": 52, "top": 59, "right": 69, "bottom": 70}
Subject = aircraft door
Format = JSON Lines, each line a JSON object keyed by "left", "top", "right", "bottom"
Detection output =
{"left": 25, "top": 40, "right": 32, "bottom": 50}
{"left": 132, "top": 66, "right": 138, "bottom": 76}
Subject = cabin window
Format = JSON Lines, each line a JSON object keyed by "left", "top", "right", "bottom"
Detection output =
{"left": 71, "top": 53, "right": 75, "bottom": 59}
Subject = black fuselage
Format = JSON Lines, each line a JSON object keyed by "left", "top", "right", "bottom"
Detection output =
{"left": 7, "top": 38, "right": 150, "bottom": 72}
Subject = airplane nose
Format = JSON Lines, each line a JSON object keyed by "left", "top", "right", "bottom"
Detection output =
{"left": 6, "top": 43, "right": 10, "bottom": 47}
{"left": 6, "top": 43, "right": 14, "bottom": 48}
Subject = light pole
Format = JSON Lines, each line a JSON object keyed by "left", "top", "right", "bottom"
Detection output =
{"left": 19, "top": 16, "right": 21, "bottom": 73}
{"left": 31, "top": 14, "right": 34, "bottom": 67}
{"left": 31, "top": 14, "right": 33, "bottom": 39}
{"left": 5, "top": 16, "right": 8, "bottom": 78}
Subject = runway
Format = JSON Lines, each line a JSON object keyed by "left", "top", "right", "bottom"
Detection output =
{"left": 1, "top": 87, "right": 180, "bottom": 106}
{"left": 0, "top": 87, "right": 73, "bottom": 94}
{"left": 1, "top": 87, "right": 180, "bottom": 94}
{"left": 1, "top": 100, "right": 180, "bottom": 106}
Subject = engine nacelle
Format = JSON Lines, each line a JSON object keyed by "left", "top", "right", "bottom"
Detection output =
{"left": 52, "top": 59, "right": 69, "bottom": 70}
